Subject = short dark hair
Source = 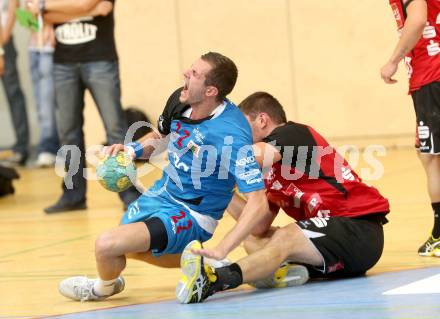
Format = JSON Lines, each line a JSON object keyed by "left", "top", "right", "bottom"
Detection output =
{"left": 201, "top": 52, "right": 238, "bottom": 101}
{"left": 239, "top": 92, "right": 287, "bottom": 124}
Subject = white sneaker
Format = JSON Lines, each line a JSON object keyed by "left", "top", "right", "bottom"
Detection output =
{"left": 36, "top": 152, "right": 56, "bottom": 168}
{"left": 0, "top": 152, "right": 26, "bottom": 166}
{"left": 250, "top": 262, "right": 309, "bottom": 289}
{"left": 58, "top": 276, "right": 125, "bottom": 302}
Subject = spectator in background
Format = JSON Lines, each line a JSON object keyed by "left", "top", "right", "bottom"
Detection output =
{"left": 27, "top": 0, "right": 141, "bottom": 213}
{"left": 1, "top": 0, "right": 29, "bottom": 166}
{"left": 29, "top": 20, "right": 59, "bottom": 167}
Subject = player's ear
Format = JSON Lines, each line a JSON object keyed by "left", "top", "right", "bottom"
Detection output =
{"left": 259, "top": 112, "right": 269, "bottom": 128}
{"left": 205, "top": 86, "right": 218, "bottom": 99}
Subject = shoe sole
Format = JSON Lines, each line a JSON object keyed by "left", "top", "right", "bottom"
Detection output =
{"left": 274, "top": 264, "right": 309, "bottom": 288}
{"left": 419, "top": 248, "right": 440, "bottom": 257}
{"left": 176, "top": 240, "right": 203, "bottom": 304}
{"left": 251, "top": 264, "right": 309, "bottom": 289}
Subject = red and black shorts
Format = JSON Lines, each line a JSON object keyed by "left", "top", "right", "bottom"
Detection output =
{"left": 411, "top": 82, "right": 440, "bottom": 154}
{"left": 296, "top": 213, "right": 387, "bottom": 277}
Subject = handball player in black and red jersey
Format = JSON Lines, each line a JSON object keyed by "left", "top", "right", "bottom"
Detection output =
{"left": 176, "top": 92, "right": 390, "bottom": 304}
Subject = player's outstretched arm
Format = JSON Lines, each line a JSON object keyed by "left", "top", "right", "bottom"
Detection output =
{"left": 105, "top": 130, "right": 166, "bottom": 160}
{"left": 226, "top": 192, "right": 246, "bottom": 221}
{"left": 227, "top": 191, "right": 277, "bottom": 236}
{"left": 193, "top": 189, "right": 270, "bottom": 260}
{"left": 380, "top": 0, "right": 427, "bottom": 84}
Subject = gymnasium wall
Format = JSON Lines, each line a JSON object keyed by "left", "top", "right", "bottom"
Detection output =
{"left": 0, "top": 0, "right": 416, "bottom": 150}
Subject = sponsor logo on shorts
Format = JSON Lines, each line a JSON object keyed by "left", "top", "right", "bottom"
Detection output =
{"left": 127, "top": 201, "right": 140, "bottom": 220}
{"left": 418, "top": 121, "right": 430, "bottom": 139}
{"left": 309, "top": 217, "right": 330, "bottom": 228}
{"left": 271, "top": 180, "right": 283, "bottom": 191}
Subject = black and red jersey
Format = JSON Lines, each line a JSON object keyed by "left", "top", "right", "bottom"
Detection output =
{"left": 262, "top": 122, "right": 390, "bottom": 221}
{"left": 388, "top": 0, "right": 440, "bottom": 92}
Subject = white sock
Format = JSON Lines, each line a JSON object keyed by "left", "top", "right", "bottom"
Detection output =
{"left": 93, "top": 278, "right": 118, "bottom": 296}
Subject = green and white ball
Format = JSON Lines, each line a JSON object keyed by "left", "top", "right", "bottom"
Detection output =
{"left": 97, "top": 152, "right": 137, "bottom": 192}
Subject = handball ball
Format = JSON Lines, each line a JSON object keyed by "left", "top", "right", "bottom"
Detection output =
{"left": 97, "top": 152, "right": 137, "bottom": 192}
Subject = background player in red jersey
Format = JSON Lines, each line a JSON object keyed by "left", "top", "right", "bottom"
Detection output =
{"left": 175, "top": 92, "right": 390, "bottom": 304}
{"left": 381, "top": 0, "right": 440, "bottom": 256}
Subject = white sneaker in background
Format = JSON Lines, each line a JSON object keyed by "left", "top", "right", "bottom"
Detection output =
{"left": 36, "top": 152, "right": 56, "bottom": 168}
{"left": 0, "top": 152, "right": 26, "bottom": 166}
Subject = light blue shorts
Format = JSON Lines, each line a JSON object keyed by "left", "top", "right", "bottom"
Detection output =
{"left": 121, "top": 186, "right": 213, "bottom": 257}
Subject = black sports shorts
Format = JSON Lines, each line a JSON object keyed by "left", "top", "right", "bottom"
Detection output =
{"left": 411, "top": 81, "right": 440, "bottom": 154}
{"left": 296, "top": 213, "right": 387, "bottom": 277}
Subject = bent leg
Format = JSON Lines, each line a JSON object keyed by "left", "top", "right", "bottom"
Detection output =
{"left": 243, "top": 227, "right": 278, "bottom": 255}
{"left": 95, "top": 222, "right": 152, "bottom": 280}
{"left": 239, "top": 223, "right": 323, "bottom": 283}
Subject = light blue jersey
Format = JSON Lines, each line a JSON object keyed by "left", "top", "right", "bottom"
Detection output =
{"left": 121, "top": 88, "right": 264, "bottom": 255}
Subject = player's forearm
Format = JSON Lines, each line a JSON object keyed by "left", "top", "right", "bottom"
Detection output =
{"left": 218, "top": 190, "right": 269, "bottom": 255}
{"left": 44, "top": 12, "right": 83, "bottom": 23}
{"left": 226, "top": 192, "right": 246, "bottom": 221}
{"left": 388, "top": 1, "right": 427, "bottom": 64}
{"left": 137, "top": 131, "right": 168, "bottom": 160}
{"left": 44, "top": 0, "right": 101, "bottom": 14}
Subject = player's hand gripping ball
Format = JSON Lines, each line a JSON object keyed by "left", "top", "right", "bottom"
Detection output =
{"left": 97, "top": 152, "right": 137, "bottom": 192}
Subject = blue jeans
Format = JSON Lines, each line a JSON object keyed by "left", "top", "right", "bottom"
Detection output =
{"left": 54, "top": 61, "right": 138, "bottom": 204}
{"left": 29, "top": 50, "right": 59, "bottom": 154}
{"left": 2, "top": 37, "right": 29, "bottom": 156}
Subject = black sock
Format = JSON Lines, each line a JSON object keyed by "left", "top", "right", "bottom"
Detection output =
{"left": 432, "top": 202, "right": 440, "bottom": 238}
{"left": 211, "top": 263, "right": 243, "bottom": 293}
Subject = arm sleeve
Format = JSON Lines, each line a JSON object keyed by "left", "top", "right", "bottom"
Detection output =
{"left": 229, "top": 133, "right": 265, "bottom": 193}
{"left": 157, "top": 87, "right": 183, "bottom": 135}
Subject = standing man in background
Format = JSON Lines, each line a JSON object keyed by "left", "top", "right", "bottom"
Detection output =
{"left": 1, "top": 0, "right": 29, "bottom": 166}
{"left": 381, "top": 0, "right": 440, "bottom": 256}
{"left": 27, "top": 0, "right": 141, "bottom": 213}
{"left": 28, "top": 18, "right": 59, "bottom": 167}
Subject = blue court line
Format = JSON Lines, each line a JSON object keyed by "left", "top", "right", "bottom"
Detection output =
{"left": 46, "top": 267, "right": 440, "bottom": 319}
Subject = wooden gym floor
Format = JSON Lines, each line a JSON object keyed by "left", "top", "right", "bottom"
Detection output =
{"left": 0, "top": 147, "right": 439, "bottom": 318}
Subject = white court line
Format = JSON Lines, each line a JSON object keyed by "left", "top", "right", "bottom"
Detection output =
{"left": 383, "top": 273, "right": 440, "bottom": 295}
